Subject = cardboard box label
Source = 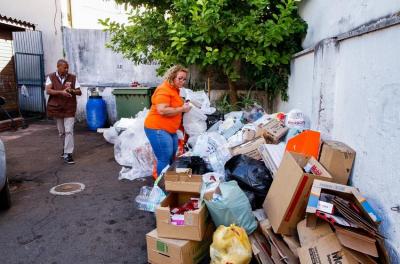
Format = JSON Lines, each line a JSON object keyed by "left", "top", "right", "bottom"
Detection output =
{"left": 156, "top": 240, "right": 168, "bottom": 254}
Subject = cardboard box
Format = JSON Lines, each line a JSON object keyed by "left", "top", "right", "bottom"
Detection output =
{"left": 230, "top": 137, "right": 266, "bottom": 160}
{"left": 306, "top": 180, "right": 381, "bottom": 225}
{"left": 263, "top": 152, "right": 333, "bottom": 235}
{"left": 261, "top": 119, "right": 288, "bottom": 144}
{"left": 297, "top": 219, "right": 333, "bottom": 247}
{"left": 164, "top": 169, "right": 202, "bottom": 194}
{"left": 146, "top": 225, "right": 213, "bottom": 264}
{"left": 319, "top": 140, "right": 356, "bottom": 185}
{"left": 156, "top": 192, "right": 208, "bottom": 241}
{"left": 297, "top": 233, "right": 359, "bottom": 264}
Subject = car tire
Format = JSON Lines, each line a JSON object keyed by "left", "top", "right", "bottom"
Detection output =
{"left": 0, "top": 177, "right": 11, "bottom": 210}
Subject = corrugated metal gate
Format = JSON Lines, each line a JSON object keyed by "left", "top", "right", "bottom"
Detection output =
{"left": 12, "top": 31, "right": 46, "bottom": 115}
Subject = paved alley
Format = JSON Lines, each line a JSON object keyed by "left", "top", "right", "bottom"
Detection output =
{"left": 0, "top": 120, "right": 155, "bottom": 264}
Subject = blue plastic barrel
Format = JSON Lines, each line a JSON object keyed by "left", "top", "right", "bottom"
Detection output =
{"left": 86, "top": 96, "right": 107, "bottom": 131}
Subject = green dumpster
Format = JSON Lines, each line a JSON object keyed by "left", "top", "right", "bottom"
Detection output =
{"left": 112, "top": 87, "right": 155, "bottom": 119}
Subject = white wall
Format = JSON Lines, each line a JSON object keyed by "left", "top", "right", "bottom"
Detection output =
{"left": 69, "top": 0, "right": 130, "bottom": 29}
{"left": 277, "top": 23, "right": 400, "bottom": 261}
{"left": 333, "top": 29, "right": 400, "bottom": 261}
{"left": 0, "top": 0, "right": 64, "bottom": 74}
{"left": 300, "top": 0, "right": 400, "bottom": 49}
{"left": 63, "top": 27, "right": 162, "bottom": 87}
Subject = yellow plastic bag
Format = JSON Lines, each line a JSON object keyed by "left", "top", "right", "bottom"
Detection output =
{"left": 210, "top": 224, "right": 252, "bottom": 264}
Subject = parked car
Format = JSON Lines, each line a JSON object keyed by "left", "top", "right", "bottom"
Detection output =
{"left": 0, "top": 138, "right": 10, "bottom": 209}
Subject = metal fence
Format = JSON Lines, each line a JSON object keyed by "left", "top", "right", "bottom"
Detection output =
{"left": 12, "top": 31, "right": 45, "bottom": 114}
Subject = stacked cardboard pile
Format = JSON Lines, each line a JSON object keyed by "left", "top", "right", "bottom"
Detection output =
{"left": 253, "top": 138, "right": 390, "bottom": 264}
{"left": 146, "top": 165, "right": 213, "bottom": 264}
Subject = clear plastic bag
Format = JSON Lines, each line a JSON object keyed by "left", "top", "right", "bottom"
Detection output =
{"left": 135, "top": 176, "right": 166, "bottom": 212}
{"left": 210, "top": 224, "right": 252, "bottom": 264}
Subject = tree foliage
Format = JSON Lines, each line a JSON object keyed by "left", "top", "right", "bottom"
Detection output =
{"left": 100, "top": 0, "right": 307, "bottom": 104}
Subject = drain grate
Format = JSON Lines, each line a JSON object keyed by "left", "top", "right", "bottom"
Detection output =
{"left": 50, "top": 182, "right": 85, "bottom": 195}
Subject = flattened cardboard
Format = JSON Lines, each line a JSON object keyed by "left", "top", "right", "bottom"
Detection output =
{"left": 164, "top": 169, "right": 202, "bottom": 194}
{"left": 297, "top": 233, "right": 358, "bottom": 264}
{"left": 249, "top": 232, "right": 274, "bottom": 264}
{"left": 259, "top": 219, "right": 299, "bottom": 264}
{"left": 319, "top": 140, "right": 356, "bottom": 185}
{"left": 335, "top": 227, "right": 378, "bottom": 257}
{"left": 230, "top": 137, "right": 266, "bottom": 160}
{"left": 263, "top": 152, "right": 333, "bottom": 235}
{"left": 156, "top": 192, "right": 208, "bottom": 241}
{"left": 282, "top": 235, "right": 300, "bottom": 258}
{"left": 297, "top": 219, "right": 333, "bottom": 247}
{"left": 146, "top": 224, "right": 213, "bottom": 264}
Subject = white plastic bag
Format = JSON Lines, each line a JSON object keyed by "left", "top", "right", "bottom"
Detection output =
{"left": 103, "top": 127, "right": 119, "bottom": 144}
{"left": 181, "top": 88, "right": 216, "bottom": 115}
{"left": 183, "top": 105, "right": 207, "bottom": 137}
{"left": 201, "top": 172, "right": 225, "bottom": 194}
{"left": 21, "top": 85, "right": 30, "bottom": 97}
{"left": 114, "top": 108, "right": 155, "bottom": 180}
{"left": 285, "top": 109, "right": 307, "bottom": 129}
{"left": 192, "top": 132, "right": 232, "bottom": 174}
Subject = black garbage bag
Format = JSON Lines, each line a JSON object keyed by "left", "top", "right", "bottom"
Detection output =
{"left": 225, "top": 154, "right": 273, "bottom": 209}
{"left": 173, "top": 156, "right": 212, "bottom": 175}
{"left": 243, "top": 190, "right": 257, "bottom": 210}
{"left": 206, "top": 111, "right": 224, "bottom": 129}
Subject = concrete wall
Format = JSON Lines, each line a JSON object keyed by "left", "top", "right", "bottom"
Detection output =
{"left": 299, "top": 0, "right": 400, "bottom": 49}
{"left": 62, "top": 27, "right": 162, "bottom": 123}
{"left": 63, "top": 27, "right": 162, "bottom": 87}
{"left": 276, "top": 19, "right": 400, "bottom": 261}
{"left": 68, "top": 0, "right": 130, "bottom": 29}
{"left": 0, "top": 0, "right": 64, "bottom": 74}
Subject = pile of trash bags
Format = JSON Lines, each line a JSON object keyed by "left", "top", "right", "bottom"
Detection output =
{"left": 103, "top": 109, "right": 156, "bottom": 181}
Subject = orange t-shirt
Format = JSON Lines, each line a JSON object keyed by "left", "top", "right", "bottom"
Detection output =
{"left": 144, "top": 81, "right": 184, "bottom": 134}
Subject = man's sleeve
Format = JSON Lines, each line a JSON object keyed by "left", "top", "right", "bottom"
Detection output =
{"left": 45, "top": 76, "right": 52, "bottom": 86}
{"left": 75, "top": 78, "right": 81, "bottom": 89}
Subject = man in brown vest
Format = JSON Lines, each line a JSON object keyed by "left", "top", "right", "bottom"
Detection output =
{"left": 46, "top": 59, "right": 82, "bottom": 164}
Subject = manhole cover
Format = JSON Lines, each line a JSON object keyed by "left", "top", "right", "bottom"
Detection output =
{"left": 50, "top": 182, "right": 85, "bottom": 195}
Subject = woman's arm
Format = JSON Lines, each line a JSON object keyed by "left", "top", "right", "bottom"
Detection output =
{"left": 156, "top": 103, "right": 190, "bottom": 116}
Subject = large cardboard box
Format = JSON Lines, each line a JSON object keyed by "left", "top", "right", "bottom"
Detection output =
{"left": 156, "top": 192, "right": 208, "bottom": 241}
{"left": 263, "top": 151, "right": 333, "bottom": 235}
{"left": 318, "top": 140, "right": 355, "bottom": 185}
{"left": 164, "top": 169, "right": 202, "bottom": 194}
{"left": 230, "top": 137, "right": 266, "bottom": 160}
{"left": 146, "top": 225, "right": 213, "bottom": 264}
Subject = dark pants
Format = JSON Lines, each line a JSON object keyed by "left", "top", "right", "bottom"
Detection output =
{"left": 144, "top": 128, "right": 178, "bottom": 176}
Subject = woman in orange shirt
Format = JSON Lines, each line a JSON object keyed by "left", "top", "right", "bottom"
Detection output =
{"left": 144, "top": 65, "right": 191, "bottom": 176}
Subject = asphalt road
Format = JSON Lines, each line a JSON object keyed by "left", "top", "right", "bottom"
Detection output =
{"left": 0, "top": 121, "right": 156, "bottom": 264}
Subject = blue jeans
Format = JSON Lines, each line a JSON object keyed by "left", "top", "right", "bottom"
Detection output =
{"left": 144, "top": 128, "right": 178, "bottom": 176}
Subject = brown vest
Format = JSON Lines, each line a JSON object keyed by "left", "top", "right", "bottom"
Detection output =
{"left": 47, "top": 72, "right": 77, "bottom": 118}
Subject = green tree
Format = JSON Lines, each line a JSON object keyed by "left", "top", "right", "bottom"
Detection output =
{"left": 100, "top": 0, "right": 306, "bottom": 106}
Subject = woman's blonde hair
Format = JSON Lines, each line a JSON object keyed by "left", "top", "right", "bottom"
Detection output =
{"left": 164, "top": 65, "right": 188, "bottom": 84}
